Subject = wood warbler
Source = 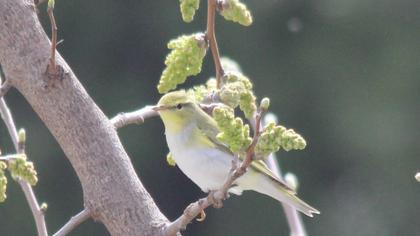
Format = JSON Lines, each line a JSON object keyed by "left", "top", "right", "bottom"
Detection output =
{"left": 154, "top": 90, "right": 320, "bottom": 217}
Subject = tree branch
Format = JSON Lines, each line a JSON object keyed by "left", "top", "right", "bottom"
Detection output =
{"left": 0, "top": 76, "right": 48, "bottom": 236}
{"left": 110, "top": 106, "right": 158, "bottom": 129}
{"left": 53, "top": 209, "right": 91, "bottom": 236}
{"left": 0, "top": 1, "right": 171, "bottom": 235}
{"left": 0, "top": 79, "right": 12, "bottom": 98}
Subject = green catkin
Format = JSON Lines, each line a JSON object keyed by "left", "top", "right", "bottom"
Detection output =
{"left": 47, "top": 0, "right": 55, "bottom": 9}
{"left": 219, "top": 72, "right": 256, "bottom": 118}
{"left": 0, "top": 161, "right": 7, "bottom": 202}
{"left": 8, "top": 155, "right": 38, "bottom": 186}
{"left": 220, "top": 0, "right": 253, "bottom": 26}
{"left": 179, "top": 0, "right": 200, "bottom": 23}
{"left": 213, "top": 107, "right": 252, "bottom": 153}
{"left": 255, "top": 122, "right": 307, "bottom": 159}
{"left": 187, "top": 78, "right": 218, "bottom": 102}
{"left": 166, "top": 153, "right": 177, "bottom": 166}
{"left": 158, "top": 34, "right": 207, "bottom": 94}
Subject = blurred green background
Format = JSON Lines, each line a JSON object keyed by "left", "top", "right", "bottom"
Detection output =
{"left": 1, "top": 0, "right": 420, "bottom": 235}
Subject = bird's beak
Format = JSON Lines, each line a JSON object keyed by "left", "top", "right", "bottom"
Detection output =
{"left": 152, "top": 105, "right": 168, "bottom": 111}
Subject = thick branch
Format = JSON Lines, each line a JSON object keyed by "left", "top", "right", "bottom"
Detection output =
{"left": 0, "top": 1, "right": 170, "bottom": 235}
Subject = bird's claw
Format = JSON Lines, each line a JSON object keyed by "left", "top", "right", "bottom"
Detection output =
{"left": 196, "top": 209, "right": 206, "bottom": 222}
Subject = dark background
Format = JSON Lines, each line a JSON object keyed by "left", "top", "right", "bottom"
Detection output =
{"left": 1, "top": 0, "right": 420, "bottom": 235}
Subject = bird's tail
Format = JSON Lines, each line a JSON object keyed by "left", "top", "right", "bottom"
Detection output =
{"left": 240, "top": 173, "right": 320, "bottom": 217}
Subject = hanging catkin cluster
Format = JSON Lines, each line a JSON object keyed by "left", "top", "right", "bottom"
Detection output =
{"left": 158, "top": 34, "right": 207, "bottom": 94}
{"left": 213, "top": 107, "right": 252, "bottom": 153}
{"left": 179, "top": 0, "right": 200, "bottom": 22}
{"left": 8, "top": 154, "right": 38, "bottom": 186}
{"left": 255, "top": 122, "right": 307, "bottom": 159}
{"left": 219, "top": 0, "right": 253, "bottom": 26}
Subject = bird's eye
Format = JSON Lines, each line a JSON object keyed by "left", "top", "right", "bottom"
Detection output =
{"left": 176, "top": 104, "right": 183, "bottom": 110}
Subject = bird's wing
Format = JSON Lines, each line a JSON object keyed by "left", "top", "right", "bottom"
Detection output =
{"left": 195, "top": 110, "right": 295, "bottom": 194}
{"left": 250, "top": 160, "right": 296, "bottom": 194}
{"left": 196, "top": 115, "right": 233, "bottom": 154}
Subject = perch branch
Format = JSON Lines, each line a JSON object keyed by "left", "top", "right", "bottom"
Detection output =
{"left": 110, "top": 105, "right": 158, "bottom": 129}
{"left": 53, "top": 208, "right": 91, "bottom": 236}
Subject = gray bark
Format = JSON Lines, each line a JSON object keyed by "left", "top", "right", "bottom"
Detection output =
{"left": 0, "top": 0, "right": 170, "bottom": 235}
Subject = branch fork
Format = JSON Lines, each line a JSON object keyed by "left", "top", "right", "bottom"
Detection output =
{"left": 0, "top": 78, "right": 12, "bottom": 98}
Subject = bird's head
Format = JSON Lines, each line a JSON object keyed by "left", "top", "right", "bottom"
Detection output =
{"left": 154, "top": 90, "right": 200, "bottom": 133}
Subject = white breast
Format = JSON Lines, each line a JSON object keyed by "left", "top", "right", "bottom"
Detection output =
{"left": 165, "top": 124, "right": 232, "bottom": 192}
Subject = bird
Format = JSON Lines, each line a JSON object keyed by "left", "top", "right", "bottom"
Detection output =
{"left": 153, "top": 90, "right": 320, "bottom": 217}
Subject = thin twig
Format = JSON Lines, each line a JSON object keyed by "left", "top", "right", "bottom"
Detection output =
{"left": 110, "top": 105, "right": 158, "bottom": 129}
{"left": 0, "top": 77, "right": 48, "bottom": 236}
{"left": 0, "top": 79, "right": 12, "bottom": 98}
{"left": 53, "top": 209, "right": 91, "bottom": 236}
{"left": 264, "top": 113, "right": 307, "bottom": 236}
{"left": 240, "top": 109, "right": 263, "bottom": 172}
{"left": 206, "top": 0, "right": 224, "bottom": 88}
{"left": 0, "top": 101, "right": 18, "bottom": 150}
{"left": 47, "top": 5, "right": 58, "bottom": 77}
